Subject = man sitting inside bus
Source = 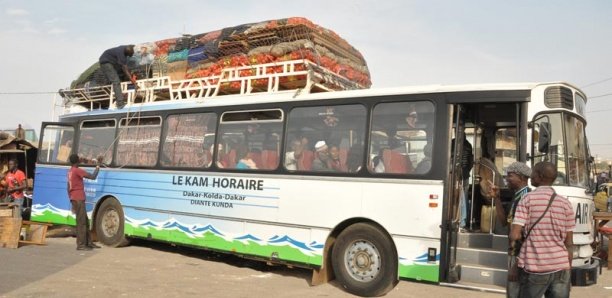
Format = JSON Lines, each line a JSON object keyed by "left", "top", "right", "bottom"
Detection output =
{"left": 329, "top": 144, "right": 347, "bottom": 172}
{"left": 312, "top": 141, "right": 332, "bottom": 172}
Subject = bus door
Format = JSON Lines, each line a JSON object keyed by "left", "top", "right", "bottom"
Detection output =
{"left": 444, "top": 104, "right": 468, "bottom": 282}
{"left": 34, "top": 122, "right": 78, "bottom": 213}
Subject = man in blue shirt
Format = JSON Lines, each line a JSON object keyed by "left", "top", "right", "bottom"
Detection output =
{"left": 99, "top": 45, "right": 136, "bottom": 109}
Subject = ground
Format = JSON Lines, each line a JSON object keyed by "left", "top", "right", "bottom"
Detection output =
{"left": 1, "top": 236, "right": 611, "bottom": 297}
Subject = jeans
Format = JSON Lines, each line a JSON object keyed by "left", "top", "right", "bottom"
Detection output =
{"left": 100, "top": 63, "right": 124, "bottom": 104}
{"left": 519, "top": 269, "right": 570, "bottom": 298}
{"left": 12, "top": 197, "right": 24, "bottom": 219}
{"left": 72, "top": 200, "right": 92, "bottom": 248}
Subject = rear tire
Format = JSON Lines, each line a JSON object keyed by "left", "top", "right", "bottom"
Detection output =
{"left": 332, "top": 223, "right": 398, "bottom": 297}
{"left": 95, "top": 198, "right": 130, "bottom": 247}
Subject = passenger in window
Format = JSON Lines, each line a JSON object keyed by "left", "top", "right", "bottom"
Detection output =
{"left": 415, "top": 143, "right": 433, "bottom": 174}
{"left": 405, "top": 105, "right": 418, "bottom": 129}
{"left": 346, "top": 144, "right": 363, "bottom": 173}
{"left": 372, "top": 149, "right": 386, "bottom": 173}
{"left": 329, "top": 145, "right": 347, "bottom": 172}
{"left": 235, "top": 145, "right": 257, "bottom": 170}
{"left": 300, "top": 135, "right": 310, "bottom": 150}
{"left": 312, "top": 141, "right": 332, "bottom": 172}
{"left": 285, "top": 139, "right": 303, "bottom": 171}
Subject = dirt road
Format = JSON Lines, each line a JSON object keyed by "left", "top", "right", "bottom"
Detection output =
{"left": 1, "top": 237, "right": 610, "bottom": 297}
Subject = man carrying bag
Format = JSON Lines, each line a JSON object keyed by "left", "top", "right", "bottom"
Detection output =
{"left": 510, "top": 162, "right": 575, "bottom": 298}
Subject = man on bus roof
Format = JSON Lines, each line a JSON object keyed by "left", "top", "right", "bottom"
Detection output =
{"left": 99, "top": 45, "right": 136, "bottom": 109}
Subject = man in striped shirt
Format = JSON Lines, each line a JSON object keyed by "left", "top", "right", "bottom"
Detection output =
{"left": 510, "top": 161, "right": 574, "bottom": 298}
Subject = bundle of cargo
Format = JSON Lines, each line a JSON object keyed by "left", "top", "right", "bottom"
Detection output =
{"left": 70, "top": 17, "right": 371, "bottom": 96}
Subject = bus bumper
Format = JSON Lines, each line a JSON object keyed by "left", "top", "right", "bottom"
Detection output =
{"left": 571, "top": 258, "right": 599, "bottom": 286}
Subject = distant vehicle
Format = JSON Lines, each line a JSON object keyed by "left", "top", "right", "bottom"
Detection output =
{"left": 0, "top": 127, "right": 38, "bottom": 144}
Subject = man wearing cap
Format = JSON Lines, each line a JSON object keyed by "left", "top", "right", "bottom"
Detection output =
{"left": 312, "top": 141, "right": 332, "bottom": 172}
{"left": 487, "top": 161, "right": 531, "bottom": 298}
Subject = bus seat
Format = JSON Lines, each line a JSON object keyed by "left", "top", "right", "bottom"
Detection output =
{"left": 299, "top": 150, "right": 314, "bottom": 170}
{"left": 383, "top": 150, "right": 412, "bottom": 174}
{"left": 261, "top": 150, "right": 278, "bottom": 170}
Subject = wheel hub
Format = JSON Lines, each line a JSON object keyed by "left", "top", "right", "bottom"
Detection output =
{"left": 102, "top": 209, "right": 120, "bottom": 238}
{"left": 344, "top": 240, "right": 381, "bottom": 282}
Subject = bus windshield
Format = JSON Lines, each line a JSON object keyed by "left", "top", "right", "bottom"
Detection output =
{"left": 532, "top": 113, "right": 588, "bottom": 187}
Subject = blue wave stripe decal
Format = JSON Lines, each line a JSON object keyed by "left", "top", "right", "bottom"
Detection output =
{"left": 234, "top": 234, "right": 262, "bottom": 241}
{"left": 268, "top": 235, "right": 313, "bottom": 251}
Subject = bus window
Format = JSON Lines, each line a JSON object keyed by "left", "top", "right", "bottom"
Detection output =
{"left": 78, "top": 119, "right": 116, "bottom": 165}
{"left": 116, "top": 116, "right": 162, "bottom": 167}
{"left": 369, "top": 101, "right": 435, "bottom": 175}
{"left": 565, "top": 114, "right": 588, "bottom": 187}
{"left": 216, "top": 109, "right": 283, "bottom": 170}
{"left": 284, "top": 104, "right": 366, "bottom": 173}
{"left": 161, "top": 113, "right": 217, "bottom": 168}
{"left": 532, "top": 114, "right": 566, "bottom": 185}
{"left": 39, "top": 125, "right": 74, "bottom": 164}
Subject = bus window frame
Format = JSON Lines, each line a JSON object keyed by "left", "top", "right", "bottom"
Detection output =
{"left": 283, "top": 103, "right": 368, "bottom": 175}
{"left": 216, "top": 109, "right": 284, "bottom": 172}
{"left": 367, "top": 99, "right": 436, "bottom": 176}
{"left": 38, "top": 121, "right": 78, "bottom": 165}
{"left": 115, "top": 115, "right": 164, "bottom": 168}
{"left": 160, "top": 112, "right": 219, "bottom": 170}
{"left": 77, "top": 118, "right": 117, "bottom": 166}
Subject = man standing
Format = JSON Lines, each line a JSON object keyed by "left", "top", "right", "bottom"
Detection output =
{"left": 510, "top": 162, "right": 574, "bottom": 298}
{"left": 99, "top": 45, "right": 136, "bottom": 109}
{"left": 67, "top": 154, "right": 101, "bottom": 251}
{"left": 5, "top": 159, "right": 26, "bottom": 217}
{"left": 15, "top": 124, "right": 25, "bottom": 140}
{"left": 488, "top": 161, "right": 531, "bottom": 297}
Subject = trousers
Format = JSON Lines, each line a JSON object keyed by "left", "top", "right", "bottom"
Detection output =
{"left": 100, "top": 62, "right": 124, "bottom": 104}
{"left": 519, "top": 269, "right": 570, "bottom": 298}
{"left": 71, "top": 200, "right": 92, "bottom": 248}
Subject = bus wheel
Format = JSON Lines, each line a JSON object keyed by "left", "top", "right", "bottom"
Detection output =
{"left": 332, "top": 223, "right": 398, "bottom": 297}
{"left": 95, "top": 198, "right": 130, "bottom": 247}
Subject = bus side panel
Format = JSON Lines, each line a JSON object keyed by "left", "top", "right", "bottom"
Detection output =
{"left": 98, "top": 170, "right": 322, "bottom": 266}
{"left": 361, "top": 180, "right": 444, "bottom": 282}
{"left": 120, "top": 208, "right": 324, "bottom": 266}
{"left": 395, "top": 237, "right": 440, "bottom": 282}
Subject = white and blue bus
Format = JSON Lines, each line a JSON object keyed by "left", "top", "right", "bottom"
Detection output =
{"left": 33, "top": 78, "right": 597, "bottom": 295}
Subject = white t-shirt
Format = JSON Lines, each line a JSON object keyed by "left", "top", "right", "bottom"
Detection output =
{"left": 285, "top": 152, "right": 297, "bottom": 170}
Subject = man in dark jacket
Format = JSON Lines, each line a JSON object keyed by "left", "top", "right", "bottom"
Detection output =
{"left": 99, "top": 45, "right": 136, "bottom": 109}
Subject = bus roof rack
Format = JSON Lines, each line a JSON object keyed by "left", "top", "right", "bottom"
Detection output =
{"left": 59, "top": 59, "right": 366, "bottom": 113}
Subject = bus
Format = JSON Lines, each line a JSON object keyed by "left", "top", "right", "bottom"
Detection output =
{"left": 32, "top": 78, "right": 597, "bottom": 296}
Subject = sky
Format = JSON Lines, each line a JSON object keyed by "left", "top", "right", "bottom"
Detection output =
{"left": 1, "top": 1, "right": 612, "bottom": 158}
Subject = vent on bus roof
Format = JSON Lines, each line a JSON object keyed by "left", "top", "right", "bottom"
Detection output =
{"left": 544, "top": 86, "right": 573, "bottom": 110}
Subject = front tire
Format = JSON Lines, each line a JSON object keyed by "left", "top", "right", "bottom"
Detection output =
{"left": 332, "top": 223, "right": 398, "bottom": 297}
{"left": 95, "top": 198, "right": 130, "bottom": 247}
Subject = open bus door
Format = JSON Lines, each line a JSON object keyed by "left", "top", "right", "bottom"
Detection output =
{"left": 33, "top": 122, "right": 77, "bottom": 213}
{"left": 442, "top": 104, "right": 468, "bottom": 282}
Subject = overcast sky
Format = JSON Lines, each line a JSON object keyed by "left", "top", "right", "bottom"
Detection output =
{"left": 1, "top": 1, "right": 612, "bottom": 158}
